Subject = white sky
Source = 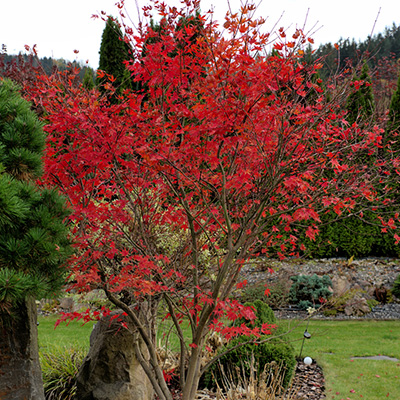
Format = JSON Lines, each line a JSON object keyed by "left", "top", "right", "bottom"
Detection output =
{"left": 1, "top": 0, "right": 400, "bottom": 68}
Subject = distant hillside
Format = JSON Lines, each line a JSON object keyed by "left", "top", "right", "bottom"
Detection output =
{"left": 2, "top": 22, "right": 400, "bottom": 86}
{"left": 313, "top": 23, "right": 400, "bottom": 76}
{"left": 0, "top": 52, "right": 93, "bottom": 82}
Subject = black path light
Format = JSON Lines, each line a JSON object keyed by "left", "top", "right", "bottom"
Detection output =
{"left": 299, "top": 307, "right": 315, "bottom": 362}
{"left": 299, "top": 322, "right": 311, "bottom": 360}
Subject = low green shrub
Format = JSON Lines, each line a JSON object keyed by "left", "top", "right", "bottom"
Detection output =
{"left": 367, "top": 298, "right": 380, "bottom": 310}
{"left": 289, "top": 274, "right": 332, "bottom": 310}
{"left": 265, "top": 280, "right": 290, "bottom": 309}
{"left": 240, "top": 281, "right": 289, "bottom": 309}
{"left": 240, "top": 285, "right": 268, "bottom": 304}
{"left": 202, "top": 301, "right": 295, "bottom": 390}
{"left": 392, "top": 274, "right": 400, "bottom": 299}
{"left": 204, "top": 336, "right": 296, "bottom": 389}
{"left": 330, "top": 288, "right": 364, "bottom": 313}
{"left": 323, "top": 309, "right": 338, "bottom": 317}
{"left": 40, "top": 345, "right": 86, "bottom": 400}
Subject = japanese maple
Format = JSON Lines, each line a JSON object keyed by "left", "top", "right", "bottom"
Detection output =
{"left": 19, "top": 1, "right": 399, "bottom": 399}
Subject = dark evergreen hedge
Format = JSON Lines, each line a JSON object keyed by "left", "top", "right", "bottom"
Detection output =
{"left": 202, "top": 301, "right": 295, "bottom": 390}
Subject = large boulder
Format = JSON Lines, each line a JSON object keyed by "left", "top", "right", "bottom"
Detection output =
{"left": 0, "top": 297, "right": 45, "bottom": 400}
{"left": 344, "top": 294, "right": 371, "bottom": 316}
{"left": 331, "top": 275, "right": 352, "bottom": 297}
{"left": 76, "top": 307, "right": 154, "bottom": 400}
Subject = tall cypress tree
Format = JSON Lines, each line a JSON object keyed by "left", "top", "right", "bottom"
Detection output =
{"left": 385, "top": 69, "right": 400, "bottom": 153}
{"left": 346, "top": 62, "right": 375, "bottom": 126}
{"left": 82, "top": 66, "right": 95, "bottom": 90}
{"left": 0, "top": 79, "right": 71, "bottom": 398}
{"left": 97, "top": 16, "right": 132, "bottom": 99}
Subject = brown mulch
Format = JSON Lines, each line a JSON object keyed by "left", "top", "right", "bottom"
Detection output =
{"left": 291, "top": 361, "right": 325, "bottom": 400}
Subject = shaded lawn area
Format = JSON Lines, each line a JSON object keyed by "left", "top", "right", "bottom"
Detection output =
{"left": 37, "top": 314, "right": 94, "bottom": 351}
{"left": 280, "top": 319, "right": 400, "bottom": 400}
{"left": 38, "top": 315, "right": 400, "bottom": 399}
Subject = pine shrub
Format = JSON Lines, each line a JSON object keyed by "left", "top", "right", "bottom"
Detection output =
{"left": 289, "top": 274, "right": 332, "bottom": 310}
{"left": 0, "top": 79, "right": 72, "bottom": 307}
{"left": 238, "top": 300, "right": 277, "bottom": 326}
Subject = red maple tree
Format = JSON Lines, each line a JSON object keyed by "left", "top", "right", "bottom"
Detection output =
{"left": 19, "top": 1, "right": 398, "bottom": 399}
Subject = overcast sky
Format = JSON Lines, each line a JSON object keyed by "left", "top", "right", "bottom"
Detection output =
{"left": 1, "top": 0, "right": 400, "bottom": 68}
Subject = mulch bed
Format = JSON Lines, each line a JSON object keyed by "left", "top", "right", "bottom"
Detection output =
{"left": 291, "top": 361, "right": 325, "bottom": 400}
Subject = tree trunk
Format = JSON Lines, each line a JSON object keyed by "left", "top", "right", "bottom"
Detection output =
{"left": 0, "top": 297, "right": 45, "bottom": 400}
{"left": 182, "top": 345, "right": 203, "bottom": 400}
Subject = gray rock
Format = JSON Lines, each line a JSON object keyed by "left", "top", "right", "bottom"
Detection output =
{"left": 331, "top": 275, "right": 351, "bottom": 297}
{"left": 76, "top": 307, "right": 154, "bottom": 400}
{"left": 344, "top": 294, "right": 370, "bottom": 316}
{"left": 352, "top": 355, "right": 399, "bottom": 362}
{"left": 59, "top": 297, "right": 74, "bottom": 312}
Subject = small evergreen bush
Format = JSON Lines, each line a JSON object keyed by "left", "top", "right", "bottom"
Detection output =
{"left": 203, "top": 300, "right": 295, "bottom": 390}
{"left": 240, "top": 285, "right": 268, "bottom": 304}
{"left": 240, "top": 281, "right": 289, "bottom": 309}
{"left": 204, "top": 336, "right": 296, "bottom": 389}
{"left": 239, "top": 300, "right": 277, "bottom": 326}
{"left": 322, "top": 309, "right": 338, "bottom": 317}
{"left": 392, "top": 274, "right": 400, "bottom": 299}
{"left": 289, "top": 274, "right": 332, "bottom": 310}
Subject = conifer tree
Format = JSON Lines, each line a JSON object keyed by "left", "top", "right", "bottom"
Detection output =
{"left": 385, "top": 69, "right": 400, "bottom": 153}
{"left": 0, "top": 78, "right": 71, "bottom": 399}
{"left": 83, "top": 66, "right": 95, "bottom": 90}
{"left": 346, "top": 62, "right": 375, "bottom": 125}
{"left": 97, "top": 16, "right": 132, "bottom": 99}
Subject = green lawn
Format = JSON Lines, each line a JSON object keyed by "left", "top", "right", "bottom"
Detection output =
{"left": 38, "top": 314, "right": 94, "bottom": 351}
{"left": 38, "top": 315, "right": 400, "bottom": 399}
{"left": 280, "top": 319, "right": 400, "bottom": 400}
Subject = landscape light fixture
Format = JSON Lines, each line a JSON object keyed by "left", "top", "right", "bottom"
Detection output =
{"left": 304, "top": 356, "right": 313, "bottom": 365}
{"left": 299, "top": 321, "right": 312, "bottom": 359}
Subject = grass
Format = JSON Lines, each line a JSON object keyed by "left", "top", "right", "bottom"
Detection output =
{"left": 37, "top": 315, "right": 400, "bottom": 399}
{"left": 280, "top": 319, "right": 400, "bottom": 400}
{"left": 37, "top": 315, "right": 94, "bottom": 399}
{"left": 37, "top": 314, "right": 94, "bottom": 351}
